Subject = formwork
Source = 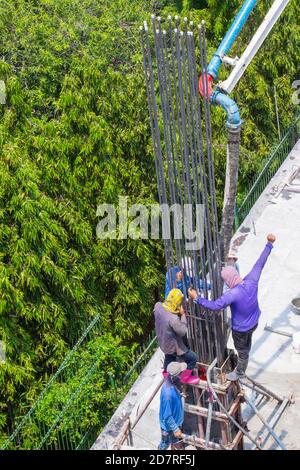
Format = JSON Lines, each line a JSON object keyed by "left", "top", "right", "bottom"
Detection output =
{"left": 183, "top": 354, "right": 245, "bottom": 450}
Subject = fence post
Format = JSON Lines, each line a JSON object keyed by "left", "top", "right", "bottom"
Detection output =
{"left": 291, "top": 123, "right": 296, "bottom": 147}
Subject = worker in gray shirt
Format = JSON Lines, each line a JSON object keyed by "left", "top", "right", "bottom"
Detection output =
{"left": 154, "top": 288, "right": 199, "bottom": 385}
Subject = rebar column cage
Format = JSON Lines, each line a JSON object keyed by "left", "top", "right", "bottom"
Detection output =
{"left": 141, "top": 16, "right": 227, "bottom": 366}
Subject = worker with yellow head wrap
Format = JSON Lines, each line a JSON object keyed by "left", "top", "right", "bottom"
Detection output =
{"left": 154, "top": 289, "right": 199, "bottom": 385}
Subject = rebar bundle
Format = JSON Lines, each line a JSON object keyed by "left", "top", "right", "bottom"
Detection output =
{"left": 141, "top": 16, "right": 228, "bottom": 366}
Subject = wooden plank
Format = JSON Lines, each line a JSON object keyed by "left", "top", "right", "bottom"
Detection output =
{"left": 184, "top": 403, "right": 229, "bottom": 423}
{"left": 228, "top": 395, "right": 243, "bottom": 418}
{"left": 221, "top": 421, "right": 230, "bottom": 445}
{"left": 193, "top": 387, "right": 205, "bottom": 440}
{"left": 228, "top": 430, "right": 244, "bottom": 450}
{"left": 112, "top": 418, "right": 130, "bottom": 450}
{"left": 190, "top": 380, "right": 229, "bottom": 393}
{"left": 183, "top": 434, "right": 223, "bottom": 450}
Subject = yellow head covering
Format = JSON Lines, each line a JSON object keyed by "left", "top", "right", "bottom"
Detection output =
{"left": 163, "top": 288, "right": 184, "bottom": 314}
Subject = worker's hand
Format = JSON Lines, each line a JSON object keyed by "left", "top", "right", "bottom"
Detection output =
{"left": 178, "top": 305, "right": 186, "bottom": 317}
{"left": 267, "top": 233, "right": 276, "bottom": 244}
{"left": 174, "top": 429, "right": 183, "bottom": 439}
{"left": 188, "top": 288, "right": 198, "bottom": 300}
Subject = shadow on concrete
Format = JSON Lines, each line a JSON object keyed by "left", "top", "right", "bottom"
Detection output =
{"left": 249, "top": 301, "right": 300, "bottom": 380}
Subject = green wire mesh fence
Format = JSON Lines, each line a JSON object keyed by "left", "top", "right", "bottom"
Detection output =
{"left": 236, "top": 112, "right": 300, "bottom": 228}
{"left": 1, "top": 315, "right": 158, "bottom": 450}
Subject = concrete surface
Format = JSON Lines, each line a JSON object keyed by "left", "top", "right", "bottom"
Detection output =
{"left": 93, "top": 139, "right": 300, "bottom": 450}
{"left": 230, "top": 139, "right": 300, "bottom": 450}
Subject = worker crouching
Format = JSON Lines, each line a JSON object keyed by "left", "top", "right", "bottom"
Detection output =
{"left": 154, "top": 288, "right": 199, "bottom": 385}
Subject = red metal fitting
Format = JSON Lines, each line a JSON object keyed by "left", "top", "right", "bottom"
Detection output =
{"left": 199, "top": 73, "right": 213, "bottom": 98}
{"left": 199, "top": 366, "right": 207, "bottom": 381}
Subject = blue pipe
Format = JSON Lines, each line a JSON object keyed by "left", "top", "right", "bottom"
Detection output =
{"left": 205, "top": 0, "right": 257, "bottom": 129}
{"left": 208, "top": 0, "right": 257, "bottom": 80}
{"left": 211, "top": 90, "right": 243, "bottom": 129}
{"left": 208, "top": 0, "right": 257, "bottom": 79}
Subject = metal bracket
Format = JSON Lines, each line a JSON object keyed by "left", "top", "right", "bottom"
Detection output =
{"left": 220, "top": 0, "right": 291, "bottom": 94}
{"left": 222, "top": 55, "right": 239, "bottom": 67}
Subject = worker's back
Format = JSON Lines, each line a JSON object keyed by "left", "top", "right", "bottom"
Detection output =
{"left": 228, "top": 280, "right": 260, "bottom": 332}
{"left": 159, "top": 380, "right": 183, "bottom": 432}
{"left": 230, "top": 242, "right": 274, "bottom": 331}
{"left": 154, "top": 302, "right": 187, "bottom": 356}
{"left": 195, "top": 243, "right": 273, "bottom": 332}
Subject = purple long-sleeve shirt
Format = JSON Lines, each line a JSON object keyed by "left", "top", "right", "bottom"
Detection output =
{"left": 196, "top": 243, "right": 273, "bottom": 332}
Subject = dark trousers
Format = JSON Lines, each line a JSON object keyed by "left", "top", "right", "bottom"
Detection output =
{"left": 158, "top": 430, "right": 183, "bottom": 450}
{"left": 163, "top": 349, "right": 198, "bottom": 371}
{"left": 232, "top": 324, "right": 258, "bottom": 375}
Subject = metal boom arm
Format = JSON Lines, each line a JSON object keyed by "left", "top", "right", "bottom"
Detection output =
{"left": 220, "top": 0, "right": 290, "bottom": 94}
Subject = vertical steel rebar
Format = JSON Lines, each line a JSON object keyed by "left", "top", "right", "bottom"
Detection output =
{"left": 141, "top": 18, "right": 226, "bottom": 366}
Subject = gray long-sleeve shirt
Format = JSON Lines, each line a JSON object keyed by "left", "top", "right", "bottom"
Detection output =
{"left": 154, "top": 302, "right": 188, "bottom": 356}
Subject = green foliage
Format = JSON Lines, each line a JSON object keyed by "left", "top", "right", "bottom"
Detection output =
{"left": 0, "top": 0, "right": 299, "bottom": 446}
{"left": 1, "top": 333, "right": 137, "bottom": 449}
{"left": 162, "top": 0, "right": 300, "bottom": 202}
{"left": 0, "top": 0, "right": 165, "bottom": 440}
{"left": 33, "top": 334, "right": 135, "bottom": 446}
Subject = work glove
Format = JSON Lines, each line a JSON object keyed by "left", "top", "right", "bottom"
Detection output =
{"left": 188, "top": 288, "right": 198, "bottom": 300}
{"left": 267, "top": 233, "right": 276, "bottom": 244}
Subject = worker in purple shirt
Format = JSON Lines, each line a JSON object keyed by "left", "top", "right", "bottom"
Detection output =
{"left": 188, "top": 234, "right": 276, "bottom": 381}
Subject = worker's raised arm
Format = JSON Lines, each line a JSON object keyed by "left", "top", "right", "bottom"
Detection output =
{"left": 244, "top": 234, "right": 275, "bottom": 283}
{"left": 190, "top": 289, "right": 236, "bottom": 311}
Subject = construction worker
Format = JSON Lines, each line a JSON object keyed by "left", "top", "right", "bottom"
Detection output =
{"left": 158, "top": 361, "right": 186, "bottom": 450}
{"left": 223, "top": 252, "right": 240, "bottom": 295}
{"left": 164, "top": 266, "right": 183, "bottom": 299}
{"left": 188, "top": 234, "right": 276, "bottom": 380}
{"left": 164, "top": 257, "right": 194, "bottom": 299}
{"left": 165, "top": 257, "right": 210, "bottom": 299}
{"left": 226, "top": 251, "right": 240, "bottom": 273}
{"left": 154, "top": 288, "right": 199, "bottom": 384}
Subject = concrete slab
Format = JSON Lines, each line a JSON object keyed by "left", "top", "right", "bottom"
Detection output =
{"left": 231, "top": 139, "right": 300, "bottom": 449}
